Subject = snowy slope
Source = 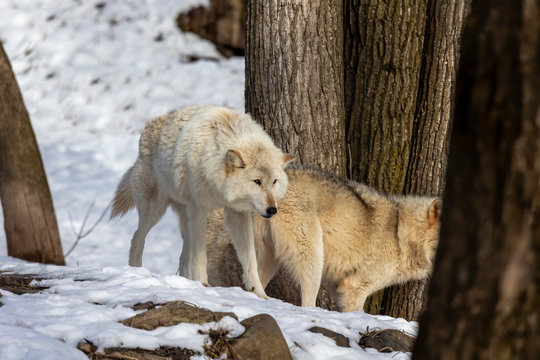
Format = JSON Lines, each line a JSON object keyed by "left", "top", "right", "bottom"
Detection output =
{"left": 0, "top": 258, "right": 416, "bottom": 359}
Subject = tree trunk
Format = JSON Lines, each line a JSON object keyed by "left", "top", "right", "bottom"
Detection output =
{"left": 245, "top": 0, "right": 346, "bottom": 175}
{"left": 344, "top": 0, "right": 468, "bottom": 320}
{"left": 413, "top": 0, "right": 540, "bottom": 358}
{"left": 345, "top": 0, "right": 428, "bottom": 189}
{"left": 0, "top": 42, "right": 65, "bottom": 265}
{"left": 245, "top": 0, "right": 345, "bottom": 310}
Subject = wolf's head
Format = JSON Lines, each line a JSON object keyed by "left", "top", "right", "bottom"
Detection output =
{"left": 222, "top": 145, "right": 293, "bottom": 218}
{"left": 396, "top": 197, "right": 442, "bottom": 279}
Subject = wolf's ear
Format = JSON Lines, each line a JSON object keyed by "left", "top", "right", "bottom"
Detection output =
{"left": 428, "top": 199, "right": 442, "bottom": 227}
{"left": 282, "top": 153, "right": 294, "bottom": 167}
{"left": 226, "top": 149, "right": 246, "bottom": 172}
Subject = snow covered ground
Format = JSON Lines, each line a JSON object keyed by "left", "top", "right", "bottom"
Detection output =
{"left": 0, "top": 1, "right": 417, "bottom": 358}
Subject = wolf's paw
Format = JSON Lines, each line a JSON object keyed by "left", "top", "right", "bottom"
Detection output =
{"left": 202, "top": 282, "right": 211, "bottom": 288}
{"left": 252, "top": 289, "right": 269, "bottom": 300}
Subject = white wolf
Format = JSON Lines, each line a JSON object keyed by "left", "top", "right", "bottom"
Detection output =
{"left": 111, "top": 105, "right": 292, "bottom": 298}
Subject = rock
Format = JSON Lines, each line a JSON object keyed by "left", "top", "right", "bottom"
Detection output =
{"left": 0, "top": 273, "right": 47, "bottom": 294}
{"left": 176, "top": 0, "right": 245, "bottom": 57}
{"left": 119, "top": 309, "right": 292, "bottom": 359}
{"left": 77, "top": 341, "right": 195, "bottom": 360}
{"left": 105, "top": 346, "right": 194, "bottom": 360}
{"left": 309, "top": 326, "right": 350, "bottom": 347}
{"left": 131, "top": 301, "right": 158, "bottom": 311}
{"left": 76, "top": 342, "right": 97, "bottom": 354}
{"left": 120, "top": 301, "right": 237, "bottom": 330}
{"left": 359, "top": 329, "right": 415, "bottom": 353}
{"left": 229, "top": 313, "right": 292, "bottom": 360}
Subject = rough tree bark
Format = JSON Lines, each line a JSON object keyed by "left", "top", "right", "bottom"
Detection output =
{"left": 245, "top": 0, "right": 346, "bottom": 175}
{"left": 245, "top": 0, "right": 346, "bottom": 309}
{"left": 344, "top": 0, "right": 468, "bottom": 320}
{"left": 413, "top": 0, "right": 540, "bottom": 358}
{"left": 0, "top": 42, "right": 65, "bottom": 265}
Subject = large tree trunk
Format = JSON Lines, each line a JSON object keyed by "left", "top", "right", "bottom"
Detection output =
{"left": 0, "top": 42, "right": 65, "bottom": 265}
{"left": 344, "top": 0, "right": 468, "bottom": 320}
{"left": 245, "top": 0, "right": 345, "bottom": 310}
{"left": 413, "top": 0, "right": 540, "bottom": 358}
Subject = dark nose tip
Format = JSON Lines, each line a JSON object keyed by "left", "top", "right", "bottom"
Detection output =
{"left": 266, "top": 207, "right": 277, "bottom": 217}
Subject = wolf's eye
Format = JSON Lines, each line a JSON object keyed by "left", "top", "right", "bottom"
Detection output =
{"left": 253, "top": 179, "right": 262, "bottom": 186}
{"left": 273, "top": 179, "right": 277, "bottom": 185}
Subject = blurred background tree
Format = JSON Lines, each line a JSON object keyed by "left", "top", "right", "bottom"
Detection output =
{"left": 0, "top": 41, "right": 64, "bottom": 265}
{"left": 413, "top": 0, "right": 540, "bottom": 357}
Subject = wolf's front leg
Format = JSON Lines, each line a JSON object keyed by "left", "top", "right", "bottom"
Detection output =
{"left": 272, "top": 217, "right": 324, "bottom": 308}
{"left": 299, "top": 261, "right": 323, "bottom": 308}
{"left": 171, "top": 202, "right": 192, "bottom": 278}
{"left": 224, "top": 208, "right": 268, "bottom": 299}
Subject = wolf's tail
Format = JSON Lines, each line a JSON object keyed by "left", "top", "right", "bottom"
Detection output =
{"left": 111, "top": 166, "right": 135, "bottom": 219}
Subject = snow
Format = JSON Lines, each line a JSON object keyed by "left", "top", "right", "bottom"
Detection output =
{"left": 0, "top": 1, "right": 416, "bottom": 359}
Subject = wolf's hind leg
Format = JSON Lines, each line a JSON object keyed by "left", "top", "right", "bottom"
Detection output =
{"left": 129, "top": 190, "right": 168, "bottom": 267}
{"left": 129, "top": 198, "right": 167, "bottom": 266}
{"left": 334, "top": 274, "right": 370, "bottom": 312}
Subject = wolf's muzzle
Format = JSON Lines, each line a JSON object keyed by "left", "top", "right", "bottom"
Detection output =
{"left": 263, "top": 206, "right": 277, "bottom": 218}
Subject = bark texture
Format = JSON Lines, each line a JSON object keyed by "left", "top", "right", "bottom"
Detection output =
{"left": 345, "top": 0, "right": 428, "bottom": 189}
{"left": 345, "top": 0, "right": 468, "bottom": 320}
{"left": 246, "top": 0, "right": 346, "bottom": 176}
{"left": 0, "top": 42, "right": 65, "bottom": 265}
{"left": 413, "top": 0, "right": 540, "bottom": 358}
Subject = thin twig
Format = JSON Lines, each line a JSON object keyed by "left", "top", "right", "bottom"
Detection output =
{"left": 64, "top": 200, "right": 112, "bottom": 257}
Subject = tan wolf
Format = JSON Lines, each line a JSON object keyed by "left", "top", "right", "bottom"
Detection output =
{"left": 207, "top": 164, "right": 441, "bottom": 311}
{"left": 111, "top": 105, "right": 292, "bottom": 298}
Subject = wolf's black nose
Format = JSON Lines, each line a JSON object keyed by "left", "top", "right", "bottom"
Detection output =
{"left": 266, "top": 207, "right": 277, "bottom": 217}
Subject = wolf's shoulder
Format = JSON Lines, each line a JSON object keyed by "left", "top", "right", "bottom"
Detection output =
{"left": 285, "top": 164, "right": 387, "bottom": 207}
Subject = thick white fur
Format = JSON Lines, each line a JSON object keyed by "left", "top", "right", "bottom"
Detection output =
{"left": 207, "top": 165, "right": 442, "bottom": 311}
{"left": 111, "top": 105, "right": 292, "bottom": 298}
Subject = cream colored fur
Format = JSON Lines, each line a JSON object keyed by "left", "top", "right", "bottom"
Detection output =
{"left": 207, "top": 165, "right": 441, "bottom": 311}
{"left": 111, "top": 105, "right": 292, "bottom": 298}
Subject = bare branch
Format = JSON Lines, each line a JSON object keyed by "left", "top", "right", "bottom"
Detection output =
{"left": 64, "top": 200, "right": 112, "bottom": 258}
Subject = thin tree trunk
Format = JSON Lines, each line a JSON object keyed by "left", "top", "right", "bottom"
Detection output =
{"left": 0, "top": 42, "right": 65, "bottom": 265}
{"left": 245, "top": 0, "right": 345, "bottom": 310}
{"left": 413, "top": 0, "right": 540, "bottom": 358}
{"left": 345, "top": 0, "right": 468, "bottom": 320}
